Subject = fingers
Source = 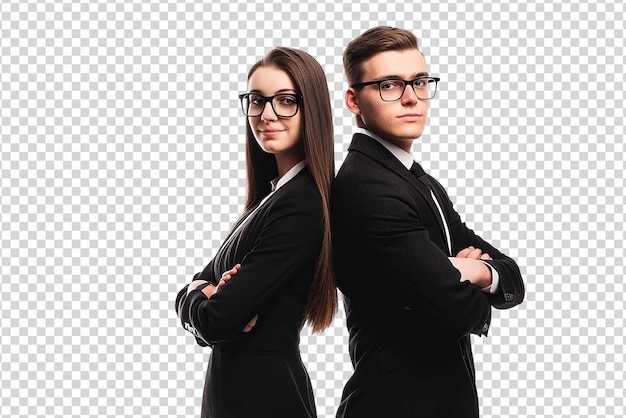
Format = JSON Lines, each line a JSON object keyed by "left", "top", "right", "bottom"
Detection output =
{"left": 221, "top": 264, "right": 242, "bottom": 279}
{"left": 457, "top": 246, "right": 481, "bottom": 258}
{"left": 457, "top": 246, "right": 491, "bottom": 260}
{"left": 217, "top": 264, "right": 242, "bottom": 292}
{"left": 456, "top": 247, "right": 473, "bottom": 258}
{"left": 221, "top": 264, "right": 240, "bottom": 279}
{"left": 243, "top": 314, "right": 258, "bottom": 332}
{"left": 468, "top": 248, "right": 484, "bottom": 259}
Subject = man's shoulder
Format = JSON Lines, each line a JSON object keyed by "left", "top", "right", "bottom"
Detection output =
{"left": 334, "top": 155, "right": 386, "bottom": 195}
{"left": 336, "top": 149, "right": 384, "bottom": 177}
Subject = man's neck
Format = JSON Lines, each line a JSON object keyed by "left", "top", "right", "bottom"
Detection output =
{"left": 358, "top": 128, "right": 415, "bottom": 169}
{"left": 359, "top": 128, "right": 415, "bottom": 154}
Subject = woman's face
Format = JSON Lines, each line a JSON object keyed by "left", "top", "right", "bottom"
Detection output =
{"left": 246, "top": 66, "right": 304, "bottom": 165}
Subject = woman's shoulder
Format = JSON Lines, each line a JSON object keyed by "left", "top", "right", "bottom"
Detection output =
{"left": 277, "top": 166, "right": 317, "bottom": 191}
{"left": 270, "top": 169, "right": 321, "bottom": 209}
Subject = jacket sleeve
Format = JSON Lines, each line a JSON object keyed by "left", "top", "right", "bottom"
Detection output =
{"left": 180, "top": 186, "right": 322, "bottom": 345}
{"left": 332, "top": 173, "right": 491, "bottom": 338}
{"left": 174, "top": 270, "right": 211, "bottom": 347}
{"left": 430, "top": 177, "right": 525, "bottom": 309}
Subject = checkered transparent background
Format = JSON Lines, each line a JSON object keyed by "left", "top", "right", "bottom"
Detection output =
{"left": 1, "top": 0, "right": 624, "bottom": 417}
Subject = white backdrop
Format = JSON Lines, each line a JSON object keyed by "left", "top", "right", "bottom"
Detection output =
{"left": 1, "top": 0, "right": 624, "bottom": 417}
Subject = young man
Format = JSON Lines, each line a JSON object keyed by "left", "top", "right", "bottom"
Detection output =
{"left": 332, "top": 26, "right": 525, "bottom": 418}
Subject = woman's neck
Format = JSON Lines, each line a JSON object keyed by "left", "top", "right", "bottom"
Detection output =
{"left": 275, "top": 152, "right": 305, "bottom": 178}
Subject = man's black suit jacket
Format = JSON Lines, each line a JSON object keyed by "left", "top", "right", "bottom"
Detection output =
{"left": 332, "top": 134, "right": 524, "bottom": 418}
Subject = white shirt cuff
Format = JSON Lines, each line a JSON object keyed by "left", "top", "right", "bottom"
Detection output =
{"left": 479, "top": 261, "right": 499, "bottom": 294}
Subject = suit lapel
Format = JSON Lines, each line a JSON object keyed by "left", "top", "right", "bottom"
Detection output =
{"left": 348, "top": 133, "right": 450, "bottom": 255}
{"left": 348, "top": 133, "right": 425, "bottom": 196}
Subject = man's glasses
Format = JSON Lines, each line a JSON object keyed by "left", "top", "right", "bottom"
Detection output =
{"left": 238, "top": 93, "right": 302, "bottom": 118}
{"left": 351, "top": 76, "right": 440, "bottom": 102}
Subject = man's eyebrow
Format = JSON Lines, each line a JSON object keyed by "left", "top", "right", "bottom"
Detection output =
{"left": 374, "top": 71, "right": 430, "bottom": 80}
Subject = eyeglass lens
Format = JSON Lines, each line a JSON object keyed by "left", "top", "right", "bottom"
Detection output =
{"left": 380, "top": 78, "right": 438, "bottom": 101}
{"left": 242, "top": 94, "right": 299, "bottom": 117}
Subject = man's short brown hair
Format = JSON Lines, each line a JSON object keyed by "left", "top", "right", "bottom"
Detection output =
{"left": 343, "top": 26, "right": 420, "bottom": 86}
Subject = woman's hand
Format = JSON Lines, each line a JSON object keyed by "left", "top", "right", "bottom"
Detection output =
{"left": 243, "top": 314, "right": 258, "bottom": 332}
{"left": 216, "top": 263, "right": 242, "bottom": 292}
{"left": 215, "top": 264, "right": 258, "bottom": 333}
{"left": 188, "top": 279, "right": 217, "bottom": 298}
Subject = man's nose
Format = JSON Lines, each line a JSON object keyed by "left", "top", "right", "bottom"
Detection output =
{"left": 401, "top": 83, "right": 420, "bottom": 103}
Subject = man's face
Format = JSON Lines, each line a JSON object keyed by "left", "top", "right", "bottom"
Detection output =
{"left": 346, "top": 49, "right": 430, "bottom": 152}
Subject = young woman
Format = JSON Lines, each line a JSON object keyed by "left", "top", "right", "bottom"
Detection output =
{"left": 175, "top": 47, "right": 337, "bottom": 418}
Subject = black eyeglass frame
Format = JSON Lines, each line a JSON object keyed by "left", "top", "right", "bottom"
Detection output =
{"left": 238, "top": 93, "right": 303, "bottom": 118}
{"left": 350, "top": 76, "right": 441, "bottom": 102}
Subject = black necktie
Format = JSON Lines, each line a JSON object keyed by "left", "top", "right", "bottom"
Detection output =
{"left": 409, "top": 162, "right": 451, "bottom": 255}
{"left": 410, "top": 161, "right": 431, "bottom": 189}
{"left": 410, "top": 161, "right": 425, "bottom": 177}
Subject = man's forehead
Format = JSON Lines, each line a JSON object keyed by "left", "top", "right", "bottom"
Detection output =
{"left": 361, "top": 49, "right": 428, "bottom": 80}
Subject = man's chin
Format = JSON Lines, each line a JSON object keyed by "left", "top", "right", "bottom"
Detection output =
{"left": 392, "top": 126, "right": 425, "bottom": 141}
{"left": 392, "top": 132, "right": 423, "bottom": 142}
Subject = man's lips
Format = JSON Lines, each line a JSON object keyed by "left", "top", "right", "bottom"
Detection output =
{"left": 398, "top": 113, "right": 423, "bottom": 120}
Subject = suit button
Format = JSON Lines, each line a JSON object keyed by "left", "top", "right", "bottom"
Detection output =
{"left": 505, "top": 293, "right": 514, "bottom": 302}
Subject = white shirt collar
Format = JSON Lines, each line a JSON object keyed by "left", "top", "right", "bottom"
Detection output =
{"left": 270, "top": 160, "right": 307, "bottom": 192}
{"left": 358, "top": 128, "right": 414, "bottom": 170}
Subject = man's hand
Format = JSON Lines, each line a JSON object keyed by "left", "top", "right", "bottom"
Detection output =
{"left": 449, "top": 247, "right": 493, "bottom": 289}
{"left": 456, "top": 246, "right": 491, "bottom": 260}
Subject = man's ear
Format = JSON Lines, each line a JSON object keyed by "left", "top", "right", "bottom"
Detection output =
{"left": 345, "top": 88, "right": 360, "bottom": 116}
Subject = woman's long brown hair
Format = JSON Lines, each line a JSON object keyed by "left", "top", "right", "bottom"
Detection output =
{"left": 243, "top": 47, "right": 337, "bottom": 333}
